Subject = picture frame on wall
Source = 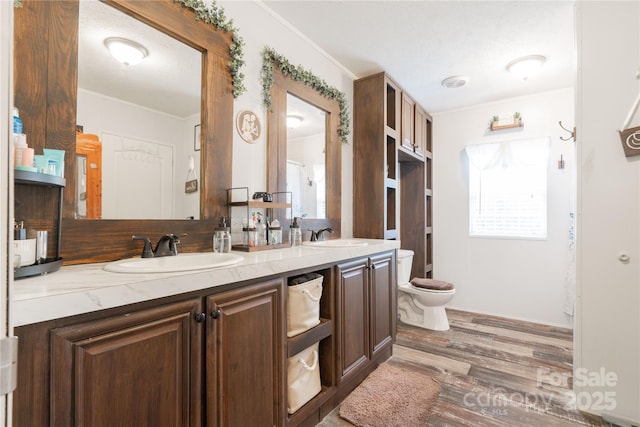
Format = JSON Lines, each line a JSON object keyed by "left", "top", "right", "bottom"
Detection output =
{"left": 194, "top": 124, "right": 201, "bottom": 151}
{"left": 236, "top": 110, "right": 261, "bottom": 144}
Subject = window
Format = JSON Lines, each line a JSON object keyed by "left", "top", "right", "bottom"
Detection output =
{"left": 466, "top": 138, "right": 550, "bottom": 239}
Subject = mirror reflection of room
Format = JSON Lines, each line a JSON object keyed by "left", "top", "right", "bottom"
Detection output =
{"left": 286, "top": 93, "right": 327, "bottom": 220}
{"left": 76, "top": 1, "right": 201, "bottom": 220}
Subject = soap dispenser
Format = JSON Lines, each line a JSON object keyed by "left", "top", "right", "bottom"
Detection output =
{"left": 290, "top": 217, "right": 302, "bottom": 246}
{"left": 255, "top": 213, "right": 267, "bottom": 246}
{"left": 213, "top": 217, "right": 231, "bottom": 253}
{"left": 269, "top": 218, "right": 282, "bottom": 245}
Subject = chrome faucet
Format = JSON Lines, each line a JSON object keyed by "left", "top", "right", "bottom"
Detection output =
{"left": 309, "top": 227, "right": 333, "bottom": 242}
{"left": 132, "top": 234, "right": 181, "bottom": 258}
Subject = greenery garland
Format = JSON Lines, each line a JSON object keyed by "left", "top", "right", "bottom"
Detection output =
{"left": 176, "top": 0, "right": 246, "bottom": 98}
{"left": 261, "top": 46, "right": 350, "bottom": 144}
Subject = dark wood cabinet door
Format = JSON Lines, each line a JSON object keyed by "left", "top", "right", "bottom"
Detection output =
{"left": 369, "top": 252, "right": 396, "bottom": 357}
{"left": 50, "top": 298, "right": 203, "bottom": 427}
{"left": 414, "top": 105, "right": 426, "bottom": 157}
{"left": 336, "top": 258, "right": 370, "bottom": 380}
{"left": 401, "top": 92, "right": 415, "bottom": 151}
{"left": 205, "top": 279, "right": 284, "bottom": 427}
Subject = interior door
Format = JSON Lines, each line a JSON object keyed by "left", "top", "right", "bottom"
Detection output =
{"left": 101, "top": 132, "right": 174, "bottom": 219}
{"left": 76, "top": 133, "right": 102, "bottom": 219}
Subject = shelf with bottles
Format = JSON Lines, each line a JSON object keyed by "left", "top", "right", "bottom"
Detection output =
{"left": 15, "top": 169, "right": 66, "bottom": 188}
{"left": 227, "top": 187, "right": 292, "bottom": 252}
{"left": 14, "top": 170, "right": 66, "bottom": 279}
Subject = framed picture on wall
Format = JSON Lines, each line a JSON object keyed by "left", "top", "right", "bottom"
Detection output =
{"left": 194, "top": 124, "right": 201, "bottom": 151}
{"left": 236, "top": 110, "right": 261, "bottom": 144}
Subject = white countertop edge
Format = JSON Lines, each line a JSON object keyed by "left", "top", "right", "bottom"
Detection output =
{"left": 13, "top": 239, "right": 399, "bottom": 327}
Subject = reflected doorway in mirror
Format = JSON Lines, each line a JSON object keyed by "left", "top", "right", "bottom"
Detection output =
{"left": 236, "top": 110, "right": 262, "bottom": 144}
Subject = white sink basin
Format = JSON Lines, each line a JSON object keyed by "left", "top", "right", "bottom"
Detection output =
{"left": 302, "top": 239, "right": 369, "bottom": 248}
{"left": 104, "top": 252, "right": 244, "bottom": 274}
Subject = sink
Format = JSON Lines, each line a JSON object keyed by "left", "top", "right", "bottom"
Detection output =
{"left": 104, "top": 252, "right": 244, "bottom": 274}
{"left": 302, "top": 239, "right": 369, "bottom": 248}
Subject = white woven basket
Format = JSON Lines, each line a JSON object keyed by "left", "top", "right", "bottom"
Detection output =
{"left": 287, "top": 275, "right": 323, "bottom": 337}
{"left": 287, "top": 342, "right": 321, "bottom": 414}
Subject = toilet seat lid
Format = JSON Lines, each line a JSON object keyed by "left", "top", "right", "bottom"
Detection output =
{"left": 410, "top": 277, "right": 455, "bottom": 291}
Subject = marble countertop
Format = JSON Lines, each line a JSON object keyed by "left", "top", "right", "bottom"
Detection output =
{"left": 12, "top": 239, "right": 399, "bottom": 327}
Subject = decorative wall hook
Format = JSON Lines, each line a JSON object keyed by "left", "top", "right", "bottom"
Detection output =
{"left": 559, "top": 121, "right": 576, "bottom": 142}
{"left": 618, "top": 92, "right": 640, "bottom": 157}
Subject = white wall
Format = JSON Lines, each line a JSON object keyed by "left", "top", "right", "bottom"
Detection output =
{"left": 576, "top": 1, "right": 639, "bottom": 422}
{"left": 433, "top": 88, "right": 575, "bottom": 327}
{"left": 219, "top": 1, "right": 355, "bottom": 237}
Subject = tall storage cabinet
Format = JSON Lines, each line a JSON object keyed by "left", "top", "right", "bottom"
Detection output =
{"left": 354, "top": 72, "right": 433, "bottom": 278}
{"left": 353, "top": 73, "right": 400, "bottom": 240}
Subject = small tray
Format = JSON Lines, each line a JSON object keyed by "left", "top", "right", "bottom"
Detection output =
{"left": 14, "top": 258, "right": 63, "bottom": 279}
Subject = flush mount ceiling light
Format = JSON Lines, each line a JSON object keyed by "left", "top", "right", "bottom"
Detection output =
{"left": 441, "top": 75, "right": 469, "bottom": 89}
{"left": 104, "top": 37, "right": 148, "bottom": 66}
{"left": 507, "top": 55, "right": 546, "bottom": 80}
{"left": 286, "top": 115, "right": 304, "bottom": 128}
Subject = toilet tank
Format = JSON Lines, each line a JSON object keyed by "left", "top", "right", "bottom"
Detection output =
{"left": 397, "top": 249, "right": 414, "bottom": 285}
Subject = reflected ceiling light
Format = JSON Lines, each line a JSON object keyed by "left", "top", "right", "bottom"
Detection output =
{"left": 287, "top": 115, "right": 304, "bottom": 128}
{"left": 507, "top": 55, "right": 546, "bottom": 80}
{"left": 441, "top": 75, "right": 469, "bottom": 89}
{"left": 104, "top": 37, "right": 148, "bottom": 66}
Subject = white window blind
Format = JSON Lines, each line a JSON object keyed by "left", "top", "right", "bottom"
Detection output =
{"left": 465, "top": 137, "right": 550, "bottom": 239}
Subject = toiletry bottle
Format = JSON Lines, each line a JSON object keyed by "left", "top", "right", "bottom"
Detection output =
{"left": 12, "top": 107, "right": 22, "bottom": 135}
{"left": 255, "top": 213, "right": 267, "bottom": 246}
{"left": 13, "top": 134, "right": 27, "bottom": 168}
{"left": 290, "top": 217, "right": 302, "bottom": 246}
{"left": 269, "top": 219, "right": 282, "bottom": 245}
{"left": 244, "top": 217, "right": 257, "bottom": 247}
{"left": 213, "top": 217, "right": 231, "bottom": 253}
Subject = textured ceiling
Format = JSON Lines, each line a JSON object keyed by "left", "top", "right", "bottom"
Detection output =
{"left": 78, "top": 0, "right": 201, "bottom": 118}
{"left": 261, "top": 0, "right": 576, "bottom": 113}
{"left": 78, "top": 1, "right": 575, "bottom": 118}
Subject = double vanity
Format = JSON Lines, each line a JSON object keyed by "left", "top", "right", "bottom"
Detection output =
{"left": 11, "top": 1, "right": 393, "bottom": 425}
{"left": 13, "top": 239, "right": 399, "bottom": 426}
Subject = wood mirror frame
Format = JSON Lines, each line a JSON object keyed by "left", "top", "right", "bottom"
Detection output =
{"left": 14, "top": 0, "right": 233, "bottom": 264}
{"left": 266, "top": 69, "right": 342, "bottom": 239}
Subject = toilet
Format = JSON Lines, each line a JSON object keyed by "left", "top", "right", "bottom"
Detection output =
{"left": 396, "top": 249, "right": 455, "bottom": 331}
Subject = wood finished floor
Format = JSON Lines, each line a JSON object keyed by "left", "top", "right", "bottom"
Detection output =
{"left": 318, "top": 309, "right": 606, "bottom": 427}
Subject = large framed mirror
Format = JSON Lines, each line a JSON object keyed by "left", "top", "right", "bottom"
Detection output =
{"left": 76, "top": 0, "right": 202, "bottom": 220}
{"left": 267, "top": 68, "right": 342, "bottom": 239}
{"left": 14, "top": 0, "right": 234, "bottom": 263}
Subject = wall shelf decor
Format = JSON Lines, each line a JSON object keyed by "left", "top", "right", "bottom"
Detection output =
{"left": 227, "top": 187, "right": 292, "bottom": 252}
{"left": 14, "top": 170, "right": 65, "bottom": 279}
{"left": 490, "top": 112, "right": 524, "bottom": 131}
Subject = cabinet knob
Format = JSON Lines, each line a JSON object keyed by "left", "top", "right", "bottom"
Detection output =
{"left": 195, "top": 312, "right": 206, "bottom": 323}
{"left": 370, "top": 263, "right": 377, "bottom": 270}
{"left": 210, "top": 309, "right": 222, "bottom": 319}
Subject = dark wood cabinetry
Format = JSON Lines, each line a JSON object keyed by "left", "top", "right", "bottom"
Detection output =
{"left": 336, "top": 251, "right": 396, "bottom": 382}
{"left": 401, "top": 92, "right": 416, "bottom": 152}
{"left": 50, "top": 299, "right": 203, "bottom": 427}
{"left": 353, "top": 73, "right": 400, "bottom": 240}
{"left": 354, "top": 71, "right": 434, "bottom": 279}
{"left": 17, "top": 281, "right": 282, "bottom": 427}
{"left": 369, "top": 252, "right": 396, "bottom": 357}
{"left": 414, "top": 105, "right": 427, "bottom": 157}
{"left": 13, "top": 251, "right": 396, "bottom": 427}
{"left": 336, "top": 257, "right": 369, "bottom": 379}
{"left": 205, "top": 279, "right": 284, "bottom": 427}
